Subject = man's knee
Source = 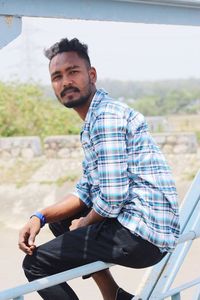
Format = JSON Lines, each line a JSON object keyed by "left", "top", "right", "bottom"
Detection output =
{"left": 22, "top": 254, "right": 37, "bottom": 281}
{"left": 23, "top": 252, "right": 49, "bottom": 282}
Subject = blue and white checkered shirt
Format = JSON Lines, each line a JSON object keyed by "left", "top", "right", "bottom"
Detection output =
{"left": 76, "top": 89, "right": 180, "bottom": 252}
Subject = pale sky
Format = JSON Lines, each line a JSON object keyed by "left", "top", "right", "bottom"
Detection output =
{"left": 0, "top": 17, "right": 200, "bottom": 84}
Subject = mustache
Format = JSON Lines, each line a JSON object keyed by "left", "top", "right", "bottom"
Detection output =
{"left": 60, "top": 86, "right": 80, "bottom": 98}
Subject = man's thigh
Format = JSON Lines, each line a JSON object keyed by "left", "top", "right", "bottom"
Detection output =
{"left": 32, "top": 218, "right": 165, "bottom": 275}
{"left": 90, "top": 218, "right": 166, "bottom": 269}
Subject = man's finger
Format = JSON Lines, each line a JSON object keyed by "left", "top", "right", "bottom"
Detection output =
{"left": 18, "top": 240, "right": 30, "bottom": 253}
{"left": 28, "top": 234, "right": 35, "bottom": 246}
{"left": 18, "top": 230, "right": 30, "bottom": 251}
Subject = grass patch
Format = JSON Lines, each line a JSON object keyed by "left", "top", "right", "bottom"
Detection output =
{"left": 56, "top": 174, "right": 79, "bottom": 186}
{"left": 195, "top": 131, "right": 200, "bottom": 144}
{"left": 184, "top": 171, "right": 197, "bottom": 181}
{"left": 0, "top": 159, "right": 80, "bottom": 187}
{"left": 37, "top": 174, "right": 79, "bottom": 187}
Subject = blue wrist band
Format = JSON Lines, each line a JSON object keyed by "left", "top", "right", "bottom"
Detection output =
{"left": 30, "top": 212, "right": 46, "bottom": 228}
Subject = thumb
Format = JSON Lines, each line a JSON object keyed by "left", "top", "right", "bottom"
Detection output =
{"left": 28, "top": 231, "right": 36, "bottom": 246}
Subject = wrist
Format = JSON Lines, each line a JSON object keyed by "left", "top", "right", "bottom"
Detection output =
{"left": 30, "top": 212, "right": 46, "bottom": 228}
{"left": 80, "top": 216, "right": 89, "bottom": 227}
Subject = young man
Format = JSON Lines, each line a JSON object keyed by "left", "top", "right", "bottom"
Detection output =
{"left": 18, "top": 38, "right": 180, "bottom": 300}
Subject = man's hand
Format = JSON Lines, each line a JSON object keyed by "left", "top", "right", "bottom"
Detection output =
{"left": 70, "top": 209, "right": 105, "bottom": 231}
{"left": 70, "top": 217, "right": 87, "bottom": 231}
{"left": 18, "top": 217, "right": 41, "bottom": 255}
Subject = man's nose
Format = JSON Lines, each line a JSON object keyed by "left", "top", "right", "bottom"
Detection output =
{"left": 62, "top": 75, "right": 73, "bottom": 87}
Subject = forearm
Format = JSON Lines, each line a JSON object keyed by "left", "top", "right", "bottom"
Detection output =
{"left": 19, "top": 194, "right": 87, "bottom": 255}
{"left": 39, "top": 193, "right": 87, "bottom": 224}
{"left": 70, "top": 208, "right": 105, "bottom": 231}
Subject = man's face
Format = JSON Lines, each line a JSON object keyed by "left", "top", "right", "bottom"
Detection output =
{"left": 49, "top": 51, "right": 96, "bottom": 108}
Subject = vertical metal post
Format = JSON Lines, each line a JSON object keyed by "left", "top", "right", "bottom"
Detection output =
{"left": 0, "top": 15, "right": 22, "bottom": 49}
{"left": 172, "top": 293, "right": 181, "bottom": 300}
{"left": 193, "top": 284, "right": 200, "bottom": 300}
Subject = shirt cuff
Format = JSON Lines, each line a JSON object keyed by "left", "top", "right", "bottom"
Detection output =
{"left": 75, "top": 187, "right": 92, "bottom": 208}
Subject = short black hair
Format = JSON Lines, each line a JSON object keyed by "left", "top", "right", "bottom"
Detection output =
{"left": 44, "top": 37, "right": 91, "bottom": 67}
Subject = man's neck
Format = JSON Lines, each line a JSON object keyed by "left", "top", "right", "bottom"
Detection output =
{"left": 74, "top": 87, "right": 96, "bottom": 121}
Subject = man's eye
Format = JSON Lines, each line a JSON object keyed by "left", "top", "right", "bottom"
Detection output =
{"left": 52, "top": 75, "right": 61, "bottom": 81}
{"left": 70, "top": 70, "right": 78, "bottom": 75}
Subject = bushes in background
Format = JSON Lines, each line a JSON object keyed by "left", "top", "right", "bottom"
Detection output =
{"left": 0, "top": 81, "right": 82, "bottom": 139}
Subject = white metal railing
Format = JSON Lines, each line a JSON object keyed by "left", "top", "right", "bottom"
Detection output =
{"left": 135, "top": 170, "right": 200, "bottom": 300}
{"left": 0, "top": 262, "right": 112, "bottom": 300}
{"left": 0, "top": 171, "right": 199, "bottom": 300}
{"left": 159, "top": 276, "right": 200, "bottom": 299}
{"left": 0, "top": 230, "right": 199, "bottom": 300}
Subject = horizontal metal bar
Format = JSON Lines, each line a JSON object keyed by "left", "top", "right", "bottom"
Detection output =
{"left": 0, "top": 261, "right": 112, "bottom": 300}
{"left": 177, "top": 230, "right": 199, "bottom": 244}
{"left": 159, "top": 276, "right": 200, "bottom": 299}
{"left": 1, "top": 0, "right": 200, "bottom": 26}
{"left": 117, "top": 0, "right": 200, "bottom": 9}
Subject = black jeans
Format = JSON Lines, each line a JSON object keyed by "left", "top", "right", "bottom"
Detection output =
{"left": 23, "top": 211, "right": 166, "bottom": 300}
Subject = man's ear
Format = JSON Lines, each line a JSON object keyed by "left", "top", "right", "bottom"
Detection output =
{"left": 89, "top": 67, "right": 97, "bottom": 84}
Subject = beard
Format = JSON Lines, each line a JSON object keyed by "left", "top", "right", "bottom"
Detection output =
{"left": 58, "top": 85, "right": 92, "bottom": 109}
{"left": 63, "top": 93, "right": 90, "bottom": 108}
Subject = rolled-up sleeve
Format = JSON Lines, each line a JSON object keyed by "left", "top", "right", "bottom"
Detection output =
{"left": 75, "top": 161, "right": 93, "bottom": 208}
{"left": 91, "top": 112, "right": 129, "bottom": 218}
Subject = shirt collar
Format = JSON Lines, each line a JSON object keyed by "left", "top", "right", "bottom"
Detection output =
{"left": 84, "top": 88, "right": 108, "bottom": 124}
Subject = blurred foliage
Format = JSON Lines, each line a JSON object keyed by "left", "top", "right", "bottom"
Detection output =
{"left": 97, "top": 78, "right": 200, "bottom": 116}
{"left": 133, "top": 90, "right": 199, "bottom": 116}
{"left": 0, "top": 81, "right": 82, "bottom": 138}
{"left": 1, "top": 79, "right": 200, "bottom": 139}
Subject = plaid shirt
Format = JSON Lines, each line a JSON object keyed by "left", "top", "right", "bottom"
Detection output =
{"left": 76, "top": 89, "right": 180, "bottom": 252}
